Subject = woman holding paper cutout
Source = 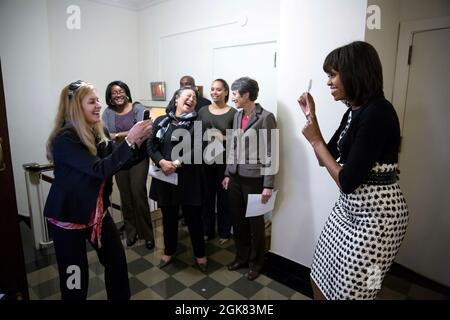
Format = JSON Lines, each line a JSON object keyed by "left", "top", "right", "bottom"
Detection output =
{"left": 222, "top": 77, "right": 277, "bottom": 281}
{"left": 147, "top": 86, "right": 208, "bottom": 272}
{"left": 298, "top": 41, "right": 408, "bottom": 300}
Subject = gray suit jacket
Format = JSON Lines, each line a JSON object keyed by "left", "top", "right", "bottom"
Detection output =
{"left": 225, "top": 103, "right": 277, "bottom": 188}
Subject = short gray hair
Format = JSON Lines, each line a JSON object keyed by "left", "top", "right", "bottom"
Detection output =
{"left": 231, "top": 77, "right": 259, "bottom": 101}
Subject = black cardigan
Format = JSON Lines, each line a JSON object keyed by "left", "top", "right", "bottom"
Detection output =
{"left": 327, "top": 96, "right": 401, "bottom": 194}
{"left": 44, "top": 128, "right": 135, "bottom": 224}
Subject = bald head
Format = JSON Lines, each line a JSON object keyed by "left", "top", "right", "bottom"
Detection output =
{"left": 180, "top": 75, "right": 195, "bottom": 87}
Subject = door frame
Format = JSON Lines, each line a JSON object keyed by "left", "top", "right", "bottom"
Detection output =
{"left": 0, "top": 60, "right": 29, "bottom": 299}
{"left": 392, "top": 15, "right": 450, "bottom": 134}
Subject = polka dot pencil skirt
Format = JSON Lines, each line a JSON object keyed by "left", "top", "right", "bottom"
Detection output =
{"left": 310, "top": 164, "right": 409, "bottom": 300}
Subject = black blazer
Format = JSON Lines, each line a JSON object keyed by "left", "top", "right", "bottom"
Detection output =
{"left": 44, "top": 128, "right": 135, "bottom": 224}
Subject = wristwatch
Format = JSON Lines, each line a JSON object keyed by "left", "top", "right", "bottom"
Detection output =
{"left": 114, "top": 133, "right": 119, "bottom": 140}
{"left": 124, "top": 136, "right": 136, "bottom": 149}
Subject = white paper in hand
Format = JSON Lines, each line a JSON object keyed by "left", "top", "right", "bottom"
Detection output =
{"left": 148, "top": 165, "right": 178, "bottom": 185}
{"left": 245, "top": 190, "right": 278, "bottom": 217}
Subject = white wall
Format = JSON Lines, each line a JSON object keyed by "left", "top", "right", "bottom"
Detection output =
{"left": 137, "top": 0, "right": 279, "bottom": 105}
{"left": 272, "top": 0, "right": 368, "bottom": 267}
{"left": 46, "top": 0, "right": 139, "bottom": 105}
{"left": 0, "top": 0, "right": 54, "bottom": 216}
{"left": 365, "top": 0, "right": 450, "bottom": 102}
{"left": 0, "top": 0, "right": 139, "bottom": 216}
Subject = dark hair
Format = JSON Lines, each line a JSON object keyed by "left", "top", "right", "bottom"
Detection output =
{"left": 105, "top": 80, "right": 132, "bottom": 107}
{"left": 231, "top": 77, "right": 259, "bottom": 101}
{"left": 180, "top": 75, "right": 195, "bottom": 87}
{"left": 67, "top": 80, "right": 86, "bottom": 100}
{"left": 166, "top": 85, "right": 197, "bottom": 114}
{"left": 323, "top": 41, "right": 384, "bottom": 106}
{"left": 212, "top": 78, "right": 230, "bottom": 102}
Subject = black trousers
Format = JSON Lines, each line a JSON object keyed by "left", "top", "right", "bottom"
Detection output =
{"left": 203, "top": 164, "right": 231, "bottom": 239}
{"left": 115, "top": 158, "right": 154, "bottom": 242}
{"left": 49, "top": 214, "right": 130, "bottom": 300}
{"left": 160, "top": 205, "right": 205, "bottom": 258}
{"left": 228, "top": 175, "right": 266, "bottom": 272}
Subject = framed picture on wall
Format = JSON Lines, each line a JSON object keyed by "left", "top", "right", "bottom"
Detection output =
{"left": 197, "top": 85, "right": 204, "bottom": 97}
{"left": 150, "top": 82, "right": 166, "bottom": 101}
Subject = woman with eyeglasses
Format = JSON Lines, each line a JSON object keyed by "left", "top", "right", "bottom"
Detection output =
{"left": 44, "top": 81, "right": 152, "bottom": 300}
{"left": 102, "top": 81, "right": 156, "bottom": 250}
{"left": 147, "top": 86, "right": 208, "bottom": 272}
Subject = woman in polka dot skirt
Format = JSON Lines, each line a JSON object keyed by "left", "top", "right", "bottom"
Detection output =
{"left": 297, "top": 41, "right": 409, "bottom": 300}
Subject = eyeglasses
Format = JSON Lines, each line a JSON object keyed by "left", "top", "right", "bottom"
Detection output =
{"left": 68, "top": 80, "right": 85, "bottom": 99}
{"left": 111, "top": 89, "right": 126, "bottom": 96}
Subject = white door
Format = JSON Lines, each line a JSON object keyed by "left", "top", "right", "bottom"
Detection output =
{"left": 212, "top": 41, "right": 277, "bottom": 116}
{"left": 396, "top": 27, "right": 450, "bottom": 286}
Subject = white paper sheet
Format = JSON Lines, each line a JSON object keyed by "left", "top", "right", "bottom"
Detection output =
{"left": 245, "top": 190, "right": 278, "bottom": 217}
{"left": 148, "top": 164, "right": 178, "bottom": 185}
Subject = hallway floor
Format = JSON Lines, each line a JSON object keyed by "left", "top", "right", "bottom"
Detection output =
{"left": 21, "top": 211, "right": 449, "bottom": 300}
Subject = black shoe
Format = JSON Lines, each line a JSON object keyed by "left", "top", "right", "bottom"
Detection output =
{"left": 227, "top": 260, "right": 248, "bottom": 271}
{"left": 126, "top": 236, "right": 137, "bottom": 247}
{"left": 203, "top": 234, "right": 215, "bottom": 241}
{"left": 196, "top": 261, "right": 208, "bottom": 273}
{"left": 247, "top": 269, "right": 260, "bottom": 281}
{"left": 158, "top": 258, "right": 172, "bottom": 269}
{"left": 145, "top": 240, "right": 155, "bottom": 250}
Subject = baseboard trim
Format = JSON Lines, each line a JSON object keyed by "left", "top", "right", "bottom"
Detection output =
{"left": 388, "top": 263, "right": 450, "bottom": 297}
{"left": 264, "top": 252, "right": 313, "bottom": 298}
{"left": 264, "top": 252, "right": 450, "bottom": 299}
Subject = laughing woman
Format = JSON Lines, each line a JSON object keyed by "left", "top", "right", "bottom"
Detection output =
{"left": 298, "top": 41, "right": 409, "bottom": 300}
{"left": 147, "top": 86, "right": 208, "bottom": 272}
{"left": 44, "top": 81, "right": 152, "bottom": 300}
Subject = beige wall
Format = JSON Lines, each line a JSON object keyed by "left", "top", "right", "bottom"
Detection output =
{"left": 366, "top": 0, "right": 450, "bottom": 101}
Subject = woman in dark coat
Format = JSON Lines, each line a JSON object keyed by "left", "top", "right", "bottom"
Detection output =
{"left": 147, "top": 85, "right": 208, "bottom": 271}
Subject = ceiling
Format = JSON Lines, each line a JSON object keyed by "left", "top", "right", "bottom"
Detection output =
{"left": 88, "top": 0, "right": 168, "bottom": 11}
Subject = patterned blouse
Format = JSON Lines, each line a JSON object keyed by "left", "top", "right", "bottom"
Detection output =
{"left": 47, "top": 182, "right": 107, "bottom": 248}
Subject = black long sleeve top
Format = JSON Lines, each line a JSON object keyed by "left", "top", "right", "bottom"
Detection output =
{"left": 327, "top": 96, "right": 401, "bottom": 194}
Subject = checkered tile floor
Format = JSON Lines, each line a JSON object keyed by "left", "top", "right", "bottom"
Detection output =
{"left": 22, "top": 211, "right": 449, "bottom": 300}
{"left": 25, "top": 211, "right": 308, "bottom": 300}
